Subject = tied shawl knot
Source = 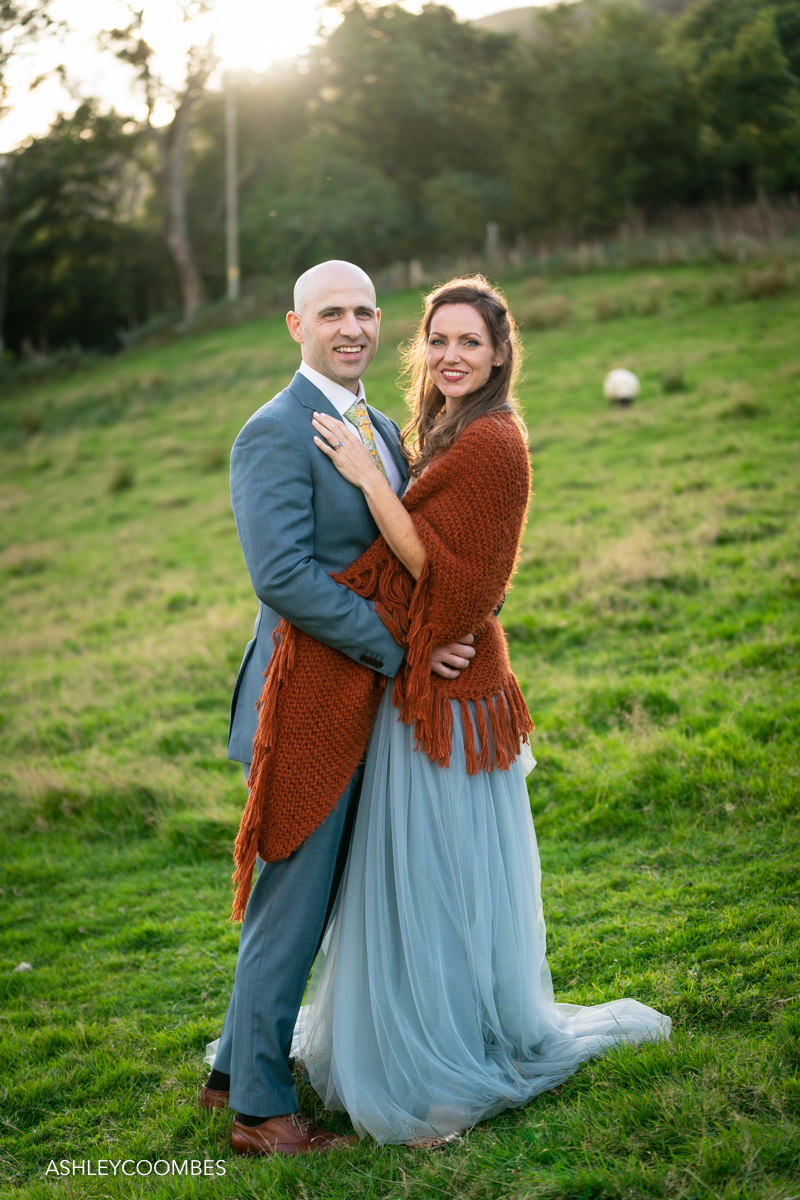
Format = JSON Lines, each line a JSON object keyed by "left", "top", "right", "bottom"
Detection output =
{"left": 232, "top": 412, "right": 533, "bottom": 920}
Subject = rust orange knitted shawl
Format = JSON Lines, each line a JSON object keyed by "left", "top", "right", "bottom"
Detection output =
{"left": 231, "top": 412, "right": 533, "bottom": 919}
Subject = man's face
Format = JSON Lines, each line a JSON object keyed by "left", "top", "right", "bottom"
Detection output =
{"left": 286, "top": 267, "right": 381, "bottom": 393}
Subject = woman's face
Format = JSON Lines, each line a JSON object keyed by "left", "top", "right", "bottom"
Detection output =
{"left": 425, "top": 303, "right": 502, "bottom": 409}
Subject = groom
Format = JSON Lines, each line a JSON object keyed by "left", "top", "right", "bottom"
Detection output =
{"left": 202, "top": 260, "right": 474, "bottom": 1156}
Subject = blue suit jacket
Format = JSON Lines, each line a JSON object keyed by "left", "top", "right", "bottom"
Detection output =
{"left": 227, "top": 370, "right": 410, "bottom": 764}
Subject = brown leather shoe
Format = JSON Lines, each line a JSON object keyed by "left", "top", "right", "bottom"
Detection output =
{"left": 231, "top": 1113, "right": 358, "bottom": 1156}
{"left": 200, "top": 1083, "right": 230, "bottom": 1111}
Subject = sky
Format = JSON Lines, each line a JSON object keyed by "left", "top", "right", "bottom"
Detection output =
{"left": 0, "top": 0, "right": 543, "bottom": 152}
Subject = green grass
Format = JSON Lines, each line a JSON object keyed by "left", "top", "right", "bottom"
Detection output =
{"left": 1, "top": 261, "right": 798, "bottom": 1198}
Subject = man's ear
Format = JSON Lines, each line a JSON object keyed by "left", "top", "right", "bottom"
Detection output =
{"left": 286, "top": 311, "right": 303, "bottom": 345}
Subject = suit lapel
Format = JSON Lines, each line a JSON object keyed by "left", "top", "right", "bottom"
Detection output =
{"left": 287, "top": 370, "right": 339, "bottom": 419}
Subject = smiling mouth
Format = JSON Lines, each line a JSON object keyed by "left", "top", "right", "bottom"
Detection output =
{"left": 334, "top": 345, "right": 364, "bottom": 356}
{"left": 441, "top": 369, "right": 467, "bottom": 380}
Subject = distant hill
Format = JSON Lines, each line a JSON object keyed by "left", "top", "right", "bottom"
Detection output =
{"left": 472, "top": 0, "right": 693, "bottom": 40}
{"left": 471, "top": 5, "right": 540, "bottom": 39}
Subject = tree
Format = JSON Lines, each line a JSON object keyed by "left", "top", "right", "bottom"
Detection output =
{"left": 0, "top": 0, "right": 56, "bottom": 115}
{"left": 1, "top": 1, "right": 62, "bottom": 349}
{"left": 504, "top": 0, "right": 700, "bottom": 235}
{"left": 102, "top": 3, "right": 217, "bottom": 323}
{"left": 240, "top": 142, "right": 408, "bottom": 277}
{"left": 670, "top": 0, "right": 800, "bottom": 199}
{"left": 1, "top": 102, "right": 166, "bottom": 355}
{"left": 305, "top": 2, "right": 517, "bottom": 249}
{"left": 183, "top": 65, "right": 316, "bottom": 293}
{"left": 420, "top": 171, "right": 509, "bottom": 253}
{"left": 673, "top": 0, "right": 800, "bottom": 76}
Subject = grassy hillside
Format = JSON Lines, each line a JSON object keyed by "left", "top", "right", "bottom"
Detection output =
{"left": 1, "top": 262, "right": 798, "bottom": 1198}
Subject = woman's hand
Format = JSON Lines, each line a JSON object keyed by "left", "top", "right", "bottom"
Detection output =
{"left": 312, "top": 411, "right": 377, "bottom": 489}
{"left": 314, "top": 410, "right": 427, "bottom": 580}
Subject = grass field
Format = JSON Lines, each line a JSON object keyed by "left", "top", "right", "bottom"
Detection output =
{"left": 1, "top": 262, "right": 798, "bottom": 1199}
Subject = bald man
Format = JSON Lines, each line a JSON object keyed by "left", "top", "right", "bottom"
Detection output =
{"left": 203, "top": 261, "right": 474, "bottom": 1156}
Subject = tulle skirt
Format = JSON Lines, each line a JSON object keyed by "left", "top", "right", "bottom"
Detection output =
{"left": 293, "top": 687, "right": 671, "bottom": 1144}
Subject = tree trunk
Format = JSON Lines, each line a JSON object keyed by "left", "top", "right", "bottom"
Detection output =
{"left": 0, "top": 202, "right": 16, "bottom": 356}
{"left": 0, "top": 252, "right": 7, "bottom": 355}
{"left": 163, "top": 91, "right": 203, "bottom": 324}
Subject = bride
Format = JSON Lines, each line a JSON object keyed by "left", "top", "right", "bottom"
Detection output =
{"left": 235, "top": 275, "right": 670, "bottom": 1147}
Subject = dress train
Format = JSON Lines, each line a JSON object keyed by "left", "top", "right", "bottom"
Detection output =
{"left": 292, "top": 687, "right": 671, "bottom": 1144}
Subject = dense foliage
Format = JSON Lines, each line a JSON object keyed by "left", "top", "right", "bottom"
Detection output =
{"left": 2, "top": 0, "right": 800, "bottom": 354}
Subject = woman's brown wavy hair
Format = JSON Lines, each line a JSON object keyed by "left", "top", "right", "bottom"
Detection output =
{"left": 401, "top": 275, "right": 526, "bottom": 475}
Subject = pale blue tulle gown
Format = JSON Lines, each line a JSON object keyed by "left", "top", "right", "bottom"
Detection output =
{"left": 292, "top": 687, "right": 671, "bottom": 1145}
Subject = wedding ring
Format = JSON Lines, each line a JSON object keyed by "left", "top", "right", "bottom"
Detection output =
{"left": 335, "top": 440, "right": 343, "bottom": 448}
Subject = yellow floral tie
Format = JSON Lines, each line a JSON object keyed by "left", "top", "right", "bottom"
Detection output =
{"left": 344, "top": 399, "right": 388, "bottom": 478}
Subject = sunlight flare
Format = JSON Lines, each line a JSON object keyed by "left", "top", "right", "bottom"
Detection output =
{"left": 210, "top": 0, "right": 334, "bottom": 71}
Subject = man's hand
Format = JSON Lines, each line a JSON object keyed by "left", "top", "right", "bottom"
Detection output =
{"left": 431, "top": 634, "right": 475, "bottom": 679}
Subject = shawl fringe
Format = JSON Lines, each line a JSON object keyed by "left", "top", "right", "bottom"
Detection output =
{"left": 231, "top": 624, "right": 295, "bottom": 920}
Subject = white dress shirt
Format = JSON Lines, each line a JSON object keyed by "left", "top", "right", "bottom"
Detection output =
{"left": 298, "top": 359, "right": 403, "bottom": 494}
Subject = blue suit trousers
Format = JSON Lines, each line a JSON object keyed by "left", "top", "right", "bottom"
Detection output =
{"left": 213, "top": 763, "right": 364, "bottom": 1116}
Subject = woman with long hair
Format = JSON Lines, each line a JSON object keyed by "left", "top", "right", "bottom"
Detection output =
{"left": 235, "top": 275, "right": 670, "bottom": 1147}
